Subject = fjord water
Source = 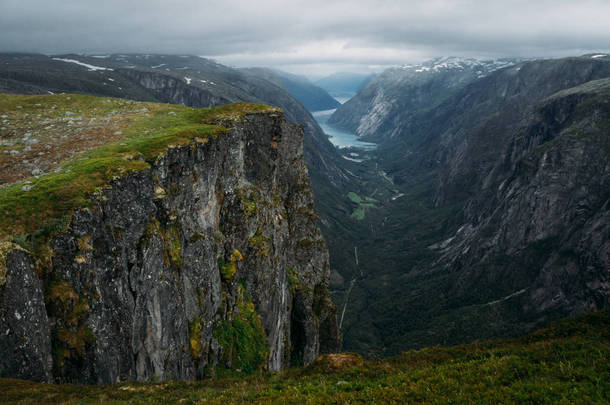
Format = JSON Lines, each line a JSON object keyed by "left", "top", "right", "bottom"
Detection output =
{"left": 312, "top": 109, "right": 377, "bottom": 149}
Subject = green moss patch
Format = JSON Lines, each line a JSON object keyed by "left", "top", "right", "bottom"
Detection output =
{"left": 189, "top": 316, "right": 206, "bottom": 359}
{"left": 218, "top": 250, "right": 242, "bottom": 282}
{"left": 287, "top": 267, "right": 307, "bottom": 295}
{"left": 0, "top": 241, "right": 24, "bottom": 287}
{"left": 248, "top": 228, "right": 270, "bottom": 257}
{"left": 213, "top": 284, "right": 269, "bottom": 375}
{"left": 236, "top": 187, "right": 261, "bottom": 218}
{"left": 167, "top": 225, "right": 182, "bottom": 268}
{"left": 46, "top": 279, "right": 95, "bottom": 368}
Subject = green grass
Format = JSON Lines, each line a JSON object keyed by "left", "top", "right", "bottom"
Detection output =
{"left": 0, "top": 93, "right": 276, "bottom": 250}
{"left": 1, "top": 310, "right": 608, "bottom": 404}
{"left": 346, "top": 192, "right": 379, "bottom": 220}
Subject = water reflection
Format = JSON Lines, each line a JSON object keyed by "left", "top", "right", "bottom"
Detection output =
{"left": 312, "top": 109, "right": 377, "bottom": 150}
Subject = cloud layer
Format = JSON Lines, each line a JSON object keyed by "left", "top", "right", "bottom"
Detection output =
{"left": 1, "top": 0, "right": 609, "bottom": 75}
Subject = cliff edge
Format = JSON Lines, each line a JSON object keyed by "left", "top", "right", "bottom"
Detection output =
{"left": 0, "top": 94, "right": 340, "bottom": 383}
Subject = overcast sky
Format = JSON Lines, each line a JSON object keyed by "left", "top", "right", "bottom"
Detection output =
{"left": 1, "top": 0, "right": 609, "bottom": 77}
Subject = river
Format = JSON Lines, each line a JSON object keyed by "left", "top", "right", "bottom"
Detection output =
{"left": 312, "top": 109, "right": 377, "bottom": 150}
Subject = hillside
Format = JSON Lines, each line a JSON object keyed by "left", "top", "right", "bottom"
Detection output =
{"left": 325, "top": 55, "right": 610, "bottom": 356}
{"left": 1, "top": 309, "right": 608, "bottom": 404}
{"left": 0, "top": 53, "right": 349, "bottom": 185}
{"left": 0, "top": 94, "right": 340, "bottom": 383}
{"left": 328, "top": 57, "right": 522, "bottom": 141}
{"left": 241, "top": 68, "right": 340, "bottom": 112}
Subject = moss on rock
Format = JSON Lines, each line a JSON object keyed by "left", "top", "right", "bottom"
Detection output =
{"left": 218, "top": 250, "right": 242, "bottom": 282}
{"left": 189, "top": 316, "right": 206, "bottom": 359}
{"left": 248, "top": 228, "right": 270, "bottom": 257}
{"left": 212, "top": 284, "right": 268, "bottom": 375}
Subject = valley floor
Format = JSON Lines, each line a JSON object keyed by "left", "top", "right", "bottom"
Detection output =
{"left": 2, "top": 310, "right": 608, "bottom": 404}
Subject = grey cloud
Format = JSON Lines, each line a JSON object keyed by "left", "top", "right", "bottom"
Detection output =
{"left": 1, "top": 0, "right": 609, "bottom": 75}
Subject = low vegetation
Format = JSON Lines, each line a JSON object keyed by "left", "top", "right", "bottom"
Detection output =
{"left": 0, "top": 93, "right": 277, "bottom": 282}
{"left": 1, "top": 309, "right": 607, "bottom": 404}
{"left": 346, "top": 191, "right": 378, "bottom": 220}
{"left": 0, "top": 94, "right": 276, "bottom": 240}
{"left": 212, "top": 284, "right": 269, "bottom": 376}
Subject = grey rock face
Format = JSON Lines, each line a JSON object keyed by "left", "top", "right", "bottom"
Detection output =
{"left": 437, "top": 79, "right": 610, "bottom": 323}
{"left": 0, "top": 112, "right": 340, "bottom": 384}
{"left": 0, "top": 248, "right": 53, "bottom": 382}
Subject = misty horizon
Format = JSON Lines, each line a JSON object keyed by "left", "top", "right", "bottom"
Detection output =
{"left": 2, "top": 0, "right": 610, "bottom": 77}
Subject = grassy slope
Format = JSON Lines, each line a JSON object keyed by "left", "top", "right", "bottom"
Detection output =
{"left": 2, "top": 310, "right": 608, "bottom": 404}
{"left": 0, "top": 94, "right": 277, "bottom": 239}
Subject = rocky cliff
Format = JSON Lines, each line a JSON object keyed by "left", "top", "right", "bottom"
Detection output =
{"left": 0, "top": 94, "right": 339, "bottom": 384}
{"left": 433, "top": 77, "right": 610, "bottom": 324}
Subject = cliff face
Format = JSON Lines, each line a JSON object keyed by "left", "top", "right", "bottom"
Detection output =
{"left": 435, "top": 78, "right": 610, "bottom": 321}
{"left": 0, "top": 96, "right": 339, "bottom": 384}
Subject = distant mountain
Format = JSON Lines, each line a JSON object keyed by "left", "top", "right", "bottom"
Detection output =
{"left": 329, "top": 57, "right": 523, "bottom": 141}
{"left": 314, "top": 72, "right": 374, "bottom": 103}
{"left": 327, "top": 55, "right": 610, "bottom": 356}
{"left": 241, "top": 68, "right": 339, "bottom": 112}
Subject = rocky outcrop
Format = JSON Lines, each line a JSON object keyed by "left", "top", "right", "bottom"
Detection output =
{"left": 0, "top": 110, "right": 340, "bottom": 384}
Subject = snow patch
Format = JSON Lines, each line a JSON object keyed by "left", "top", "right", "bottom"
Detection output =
{"left": 151, "top": 63, "right": 166, "bottom": 68}
{"left": 52, "top": 58, "right": 113, "bottom": 71}
{"left": 591, "top": 54, "right": 607, "bottom": 59}
{"left": 184, "top": 77, "right": 192, "bottom": 85}
{"left": 342, "top": 156, "right": 363, "bottom": 163}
